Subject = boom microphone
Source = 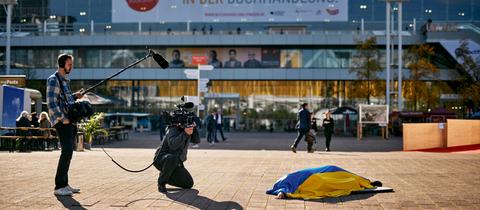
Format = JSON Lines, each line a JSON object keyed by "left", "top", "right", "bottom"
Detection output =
{"left": 149, "top": 49, "right": 169, "bottom": 69}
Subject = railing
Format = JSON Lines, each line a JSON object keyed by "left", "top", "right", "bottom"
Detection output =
{"left": 0, "top": 21, "right": 423, "bottom": 37}
{"left": 457, "top": 23, "right": 480, "bottom": 35}
{"left": 425, "top": 21, "right": 480, "bottom": 34}
{"left": 1, "top": 21, "right": 479, "bottom": 37}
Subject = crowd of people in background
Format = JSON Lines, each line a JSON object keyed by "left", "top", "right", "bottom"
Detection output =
{"left": 15, "top": 111, "right": 52, "bottom": 135}
{"left": 14, "top": 110, "right": 53, "bottom": 151}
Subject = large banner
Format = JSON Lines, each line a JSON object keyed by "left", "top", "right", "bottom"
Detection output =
{"left": 0, "top": 86, "right": 30, "bottom": 127}
{"left": 440, "top": 39, "right": 480, "bottom": 79}
{"left": 280, "top": 49, "right": 302, "bottom": 68}
{"left": 166, "top": 48, "right": 265, "bottom": 68}
{"left": 112, "top": 0, "right": 348, "bottom": 23}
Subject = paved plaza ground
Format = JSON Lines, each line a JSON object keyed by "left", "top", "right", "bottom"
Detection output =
{"left": 1, "top": 132, "right": 479, "bottom": 209}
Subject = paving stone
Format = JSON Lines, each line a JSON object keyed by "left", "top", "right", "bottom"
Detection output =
{"left": 1, "top": 132, "right": 479, "bottom": 209}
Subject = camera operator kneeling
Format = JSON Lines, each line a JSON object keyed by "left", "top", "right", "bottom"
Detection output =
{"left": 153, "top": 123, "right": 200, "bottom": 193}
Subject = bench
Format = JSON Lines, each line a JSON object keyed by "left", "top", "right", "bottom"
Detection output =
{"left": 0, "top": 127, "right": 58, "bottom": 152}
{"left": 107, "top": 126, "right": 128, "bottom": 141}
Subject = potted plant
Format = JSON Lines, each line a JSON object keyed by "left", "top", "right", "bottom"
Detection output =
{"left": 79, "top": 113, "right": 108, "bottom": 150}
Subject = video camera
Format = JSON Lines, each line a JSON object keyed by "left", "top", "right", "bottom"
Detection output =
{"left": 163, "top": 97, "right": 197, "bottom": 128}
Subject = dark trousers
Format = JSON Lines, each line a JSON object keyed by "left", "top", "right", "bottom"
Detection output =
{"left": 292, "top": 128, "right": 308, "bottom": 148}
{"left": 154, "top": 154, "right": 193, "bottom": 189}
{"left": 54, "top": 123, "right": 76, "bottom": 190}
{"left": 215, "top": 124, "right": 226, "bottom": 141}
{"left": 207, "top": 129, "right": 215, "bottom": 143}
{"left": 325, "top": 132, "right": 332, "bottom": 150}
{"left": 306, "top": 132, "right": 315, "bottom": 151}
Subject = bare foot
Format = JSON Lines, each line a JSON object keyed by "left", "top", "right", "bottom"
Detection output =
{"left": 276, "top": 192, "right": 286, "bottom": 199}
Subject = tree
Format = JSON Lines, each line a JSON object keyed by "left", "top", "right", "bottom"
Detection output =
{"left": 405, "top": 44, "right": 438, "bottom": 111}
{"left": 350, "top": 37, "right": 383, "bottom": 104}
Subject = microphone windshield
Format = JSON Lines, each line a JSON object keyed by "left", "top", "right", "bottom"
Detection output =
{"left": 184, "top": 102, "right": 195, "bottom": 109}
{"left": 150, "top": 50, "right": 169, "bottom": 69}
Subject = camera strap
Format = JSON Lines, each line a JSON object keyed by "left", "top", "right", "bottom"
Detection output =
{"left": 54, "top": 73, "right": 72, "bottom": 109}
{"left": 100, "top": 146, "right": 157, "bottom": 173}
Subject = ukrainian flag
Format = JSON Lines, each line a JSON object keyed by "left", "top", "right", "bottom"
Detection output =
{"left": 266, "top": 165, "right": 374, "bottom": 199}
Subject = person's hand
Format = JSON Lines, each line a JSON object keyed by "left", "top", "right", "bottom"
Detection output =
{"left": 63, "top": 118, "right": 70, "bottom": 125}
{"left": 184, "top": 126, "right": 194, "bottom": 135}
{"left": 74, "top": 88, "right": 85, "bottom": 99}
{"left": 275, "top": 192, "right": 285, "bottom": 199}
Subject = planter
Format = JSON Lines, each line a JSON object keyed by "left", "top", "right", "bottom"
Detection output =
{"left": 75, "top": 133, "right": 85, "bottom": 152}
{"left": 84, "top": 136, "right": 93, "bottom": 150}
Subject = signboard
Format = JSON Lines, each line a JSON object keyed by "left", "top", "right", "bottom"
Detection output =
{"left": 198, "top": 65, "right": 214, "bottom": 71}
{"left": 0, "top": 75, "right": 26, "bottom": 87}
{"left": 184, "top": 69, "right": 199, "bottom": 79}
{"left": 204, "top": 93, "right": 240, "bottom": 98}
{"left": 192, "top": 56, "right": 207, "bottom": 65}
{"left": 199, "top": 78, "right": 210, "bottom": 84}
{"left": 184, "top": 96, "right": 200, "bottom": 105}
{"left": 359, "top": 105, "right": 388, "bottom": 124}
{"left": 112, "top": 0, "right": 348, "bottom": 23}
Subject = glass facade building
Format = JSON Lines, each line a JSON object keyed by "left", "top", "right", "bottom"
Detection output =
{"left": 9, "top": 46, "right": 454, "bottom": 69}
{"left": 1, "top": 0, "right": 477, "bottom": 131}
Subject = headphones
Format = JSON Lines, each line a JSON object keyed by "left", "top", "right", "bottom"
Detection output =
{"left": 57, "top": 54, "right": 71, "bottom": 68}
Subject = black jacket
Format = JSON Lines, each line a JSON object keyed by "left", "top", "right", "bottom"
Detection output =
{"left": 297, "top": 109, "right": 311, "bottom": 130}
{"left": 206, "top": 115, "right": 216, "bottom": 131}
{"left": 16, "top": 117, "right": 32, "bottom": 136}
{"left": 322, "top": 118, "right": 334, "bottom": 135}
{"left": 30, "top": 116, "right": 40, "bottom": 127}
{"left": 155, "top": 126, "right": 200, "bottom": 162}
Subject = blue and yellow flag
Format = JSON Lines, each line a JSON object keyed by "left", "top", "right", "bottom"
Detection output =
{"left": 266, "top": 165, "right": 374, "bottom": 199}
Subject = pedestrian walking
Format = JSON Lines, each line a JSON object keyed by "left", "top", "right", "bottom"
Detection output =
{"left": 214, "top": 110, "right": 227, "bottom": 142}
{"left": 206, "top": 111, "right": 216, "bottom": 145}
{"left": 322, "top": 111, "right": 334, "bottom": 152}
{"left": 290, "top": 103, "right": 311, "bottom": 153}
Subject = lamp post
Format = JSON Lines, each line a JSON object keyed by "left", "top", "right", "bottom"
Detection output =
{"left": 2, "top": 0, "right": 17, "bottom": 75}
{"left": 383, "top": 0, "right": 405, "bottom": 111}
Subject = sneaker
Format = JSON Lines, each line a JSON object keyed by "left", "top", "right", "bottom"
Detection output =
{"left": 158, "top": 184, "right": 167, "bottom": 193}
{"left": 222, "top": 138, "right": 227, "bottom": 142}
{"left": 65, "top": 185, "right": 80, "bottom": 193}
{"left": 307, "top": 150, "right": 314, "bottom": 153}
{"left": 291, "top": 146, "right": 296, "bottom": 153}
{"left": 54, "top": 187, "right": 73, "bottom": 196}
{"left": 325, "top": 148, "right": 330, "bottom": 152}
{"left": 209, "top": 142, "right": 215, "bottom": 146}
{"left": 191, "top": 144, "right": 199, "bottom": 148}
